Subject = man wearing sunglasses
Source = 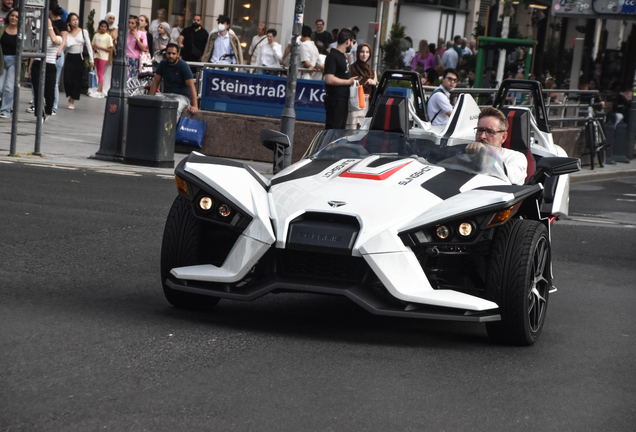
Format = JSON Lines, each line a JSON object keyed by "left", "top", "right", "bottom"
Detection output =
{"left": 427, "top": 68, "right": 457, "bottom": 126}
{"left": 465, "top": 106, "right": 527, "bottom": 185}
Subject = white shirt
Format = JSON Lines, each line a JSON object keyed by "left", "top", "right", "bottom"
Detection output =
{"left": 65, "top": 29, "right": 94, "bottom": 63}
{"left": 347, "top": 41, "right": 357, "bottom": 65}
{"left": 36, "top": 35, "right": 62, "bottom": 64}
{"left": 403, "top": 47, "right": 415, "bottom": 68}
{"left": 299, "top": 39, "right": 320, "bottom": 80}
{"left": 210, "top": 32, "right": 235, "bottom": 64}
{"left": 441, "top": 48, "right": 458, "bottom": 69}
{"left": 149, "top": 19, "right": 161, "bottom": 40}
{"left": 500, "top": 147, "right": 528, "bottom": 185}
{"left": 248, "top": 34, "right": 267, "bottom": 65}
{"left": 427, "top": 85, "right": 452, "bottom": 126}
{"left": 171, "top": 26, "right": 182, "bottom": 42}
{"left": 256, "top": 41, "right": 282, "bottom": 68}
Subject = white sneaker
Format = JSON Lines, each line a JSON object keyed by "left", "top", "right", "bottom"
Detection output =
{"left": 0, "top": 112, "right": 10, "bottom": 119}
{"left": 98, "top": 92, "right": 106, "bottom": 98}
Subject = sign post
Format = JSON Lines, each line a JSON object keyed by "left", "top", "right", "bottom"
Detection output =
{"left": 9, "top": 0, "right": 48, "bottom": 157}
{"left": 278, "top": 0, "right": 305, "bottom": 174}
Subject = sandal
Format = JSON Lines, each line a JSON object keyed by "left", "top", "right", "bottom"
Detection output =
{"left": 68, "top": 104, "right": 74, "bottom": 110}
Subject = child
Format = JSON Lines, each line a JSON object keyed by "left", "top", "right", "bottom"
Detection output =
{"left": 91, "top": 20, "right": 114, "bottom": 97}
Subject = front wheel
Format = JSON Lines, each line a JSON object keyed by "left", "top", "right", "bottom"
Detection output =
{"left": 160, "top": 195, "right": 220, "bottom": 310}
{"left": 485, "top": 219, "right": 551, "bottom": 346}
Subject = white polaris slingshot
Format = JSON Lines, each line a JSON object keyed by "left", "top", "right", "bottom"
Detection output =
{"left": 161, "top": 72, "right": 580, "bottom": 345}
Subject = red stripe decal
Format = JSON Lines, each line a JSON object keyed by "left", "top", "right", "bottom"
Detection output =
{"left": 384, "top": 98, "right": 394, "bottom": 132}
{"left": 340, "top": 161, "right": 413, "bottom": 180}
{"left": 504, "top": 111, "right": 515, "bottom": 149}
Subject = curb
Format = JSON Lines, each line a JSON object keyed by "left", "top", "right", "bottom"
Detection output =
{"left": 570, "top": 167, "right": 636, "bottom": 183}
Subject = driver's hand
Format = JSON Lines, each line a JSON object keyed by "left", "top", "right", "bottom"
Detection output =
{"left": 466, "top": 142, "right": 485, "bottom": 154}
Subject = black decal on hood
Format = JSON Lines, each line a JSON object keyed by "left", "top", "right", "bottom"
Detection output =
{"left": 270, "top": 160, "right": 343, "bottom": 186}
{"left": 421, "top": 170, "right": 475, "bottom": 200}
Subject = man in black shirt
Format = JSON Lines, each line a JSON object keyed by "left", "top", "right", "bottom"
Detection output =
{"left": 149, "top": 43, "right": 198, "bottom": 118}
{"left": 177, "top": 14, "right": 209, "bottom": 62}
{"left": 311, "top": 18, "right": 332, "bottom": 55}
{"left": 323, "top": 28, "right": 357, "bottom": 130}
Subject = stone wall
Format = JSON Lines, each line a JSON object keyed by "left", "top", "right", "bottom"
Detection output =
{"left": 176, "top": 111, "right": 324, "bottom": 164}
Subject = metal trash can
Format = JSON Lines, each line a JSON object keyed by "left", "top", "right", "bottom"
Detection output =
{"left": 123, "top": 95, "right": 178, "bottom": 168}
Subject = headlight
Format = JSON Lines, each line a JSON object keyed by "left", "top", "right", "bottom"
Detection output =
{"left": 458, "top": 222, "right": 474, "bottom": 237}
{"left": 218, "top": 204, "right": 231, "bottom": 217}
{"left": 199, "top": 196, "right": 213, "bottom": 211}
{"left": 435, "top": 225, "right": 450, "bottom": 239}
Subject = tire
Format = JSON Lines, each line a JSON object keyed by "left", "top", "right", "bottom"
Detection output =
{"left": 160, "top": 195, "right": 220, "bottom": 310}
{"left": 585, "top": 121, "right": 596, "bottom": 170}
{"left": 485, "top": 219, "right": 551, "bottom": 346}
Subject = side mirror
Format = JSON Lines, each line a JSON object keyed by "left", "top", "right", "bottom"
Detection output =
{"left": 536, "top": 157, "right": 581, "bottom": 176}
{"left": 260, "top": 129, "right": 290, "bottom": 151}
{"left": 527, "top": 157, "right": 580, "bottom": 184}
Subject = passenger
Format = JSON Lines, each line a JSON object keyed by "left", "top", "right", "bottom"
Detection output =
{"left": 149, "top": 43, "right": 198, "bottom": 119}
{"left": 465, "top": 107, "right": 527, "bottom": 185}
{"left": 427, "top": 68, "right": 457, "bottom": 125}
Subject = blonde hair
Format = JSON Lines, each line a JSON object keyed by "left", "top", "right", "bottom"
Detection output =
{"left": 139, "top": 15, "right": 149, "bottom": 30}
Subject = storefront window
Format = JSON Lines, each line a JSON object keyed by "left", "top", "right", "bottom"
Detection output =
{"left": 170, "top": 0, "right": 204, "bottom": 27}
{"left": 229, "top": 0, "right": 265, "bottom": 60}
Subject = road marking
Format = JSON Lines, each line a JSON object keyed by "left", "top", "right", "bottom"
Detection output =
{"left": 24, "top": 163, "right": 77, "bottom": 170}
{"left": 0, "top": 160, "right": 13, "bottom": 164}
{"left": 624, "top": 194, "right": 636, "bottom": 197}
{"left": 568, "top": 217, "right": 618, "bottom": 224}
{"left": 156, "top": 175, "right": 174, "bottom": 179}
{"left": 616, "top": 198, "right": 636, "bottom": 202}
{"left": 94, "top": 170, "right": 142, "bottom": 176}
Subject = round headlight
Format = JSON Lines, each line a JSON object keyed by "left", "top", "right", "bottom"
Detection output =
{"left": 436, "top": 225, "right": 450, "bottom": 239}
{"left": 199, "top": 196, "right": 213, "bottom": 211}
{"left": 458, "top": 222, "right": 473, "bottom": 237}
{"left": 218, "top": 204, "right": 231, "bottom": 217}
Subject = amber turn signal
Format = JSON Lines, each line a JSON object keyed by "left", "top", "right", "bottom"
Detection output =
{"left": 175, "top": 176, "right": 188, "bottom": 197}
{"left": 487, "top": 202, "right": 522, "bottom": 227}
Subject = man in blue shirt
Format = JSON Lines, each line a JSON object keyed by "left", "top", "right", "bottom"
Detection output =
{"left": 149, "top": 43, "right": 198, "bottom": 117}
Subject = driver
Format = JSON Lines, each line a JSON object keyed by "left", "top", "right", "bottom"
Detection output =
{"left": 465, "top": 107, "right": 527, "bottom": 185}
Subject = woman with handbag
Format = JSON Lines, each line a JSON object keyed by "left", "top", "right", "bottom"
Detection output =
{"left": 63, "top": 13, "right": 94, "bottom": 110}
{"left": 138, "top": 15, "right": 153, "bottom": 73}
{"left": 346, "top": 43, "right": 376, "bottom": 129}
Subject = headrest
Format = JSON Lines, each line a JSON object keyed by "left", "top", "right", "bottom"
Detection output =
{"left": 370, "top": 95, "right": 409, "bottom": 135}
{"left": 501, "top": 108, "right": 530, "bottom": 151}
{"left": 500, "top": 107, "right": 535, "bottom": 181}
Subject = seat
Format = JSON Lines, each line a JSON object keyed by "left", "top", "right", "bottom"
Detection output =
{"left": 500, "top": 108, "right": 535, "bottom": 182}
{"left": 370, "top": 95, "right": 409, "bottom": 135}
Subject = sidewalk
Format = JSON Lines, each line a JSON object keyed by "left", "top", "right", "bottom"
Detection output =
{"left": 0, "top": 87, "right": 273, "bottom": 177}
{"left": 1, "top": 87, "right": 635, "bottom": 183}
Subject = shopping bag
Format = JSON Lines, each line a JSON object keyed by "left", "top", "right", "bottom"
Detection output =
{"left": 88, "top": 69, "right": 98, "bottom": 89}
{"left": 348, "top": 81, "right": 365, "bottom": 111}
{"left": 175, "top": 117, "right": 206, "bottom": 149}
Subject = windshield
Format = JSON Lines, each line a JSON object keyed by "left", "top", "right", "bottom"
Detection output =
{"left": 305, "top": 129, "right": 509, "bottom": 183}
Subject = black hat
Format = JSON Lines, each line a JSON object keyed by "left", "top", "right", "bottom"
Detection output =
{"left": 217, "top": 15, "right": 230, "bottom": 24}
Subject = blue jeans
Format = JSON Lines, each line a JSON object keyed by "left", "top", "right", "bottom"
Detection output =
{"left": 53, "top": 51, "right": 65, "bottom": 111}
{"left": 0, "top": 55, "right": 16, "bottom": 115}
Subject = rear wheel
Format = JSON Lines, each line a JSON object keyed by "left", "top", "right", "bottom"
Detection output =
{"left": 485, "top": 219, "right": 551, "bottom": 346}
{"left": 160, "top": 195, "right": 220, "bottom": 310}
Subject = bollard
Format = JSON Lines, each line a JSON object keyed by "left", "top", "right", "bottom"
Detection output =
{"left": 613, "top": 121, "right": 630, "bottom": 163}
{"left": 602, "top": 121, "right": 617, "bottom": 164}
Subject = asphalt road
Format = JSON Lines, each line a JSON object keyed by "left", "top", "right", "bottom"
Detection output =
{"left": 1, "top": 163, "right": 635, "bottom": 431}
